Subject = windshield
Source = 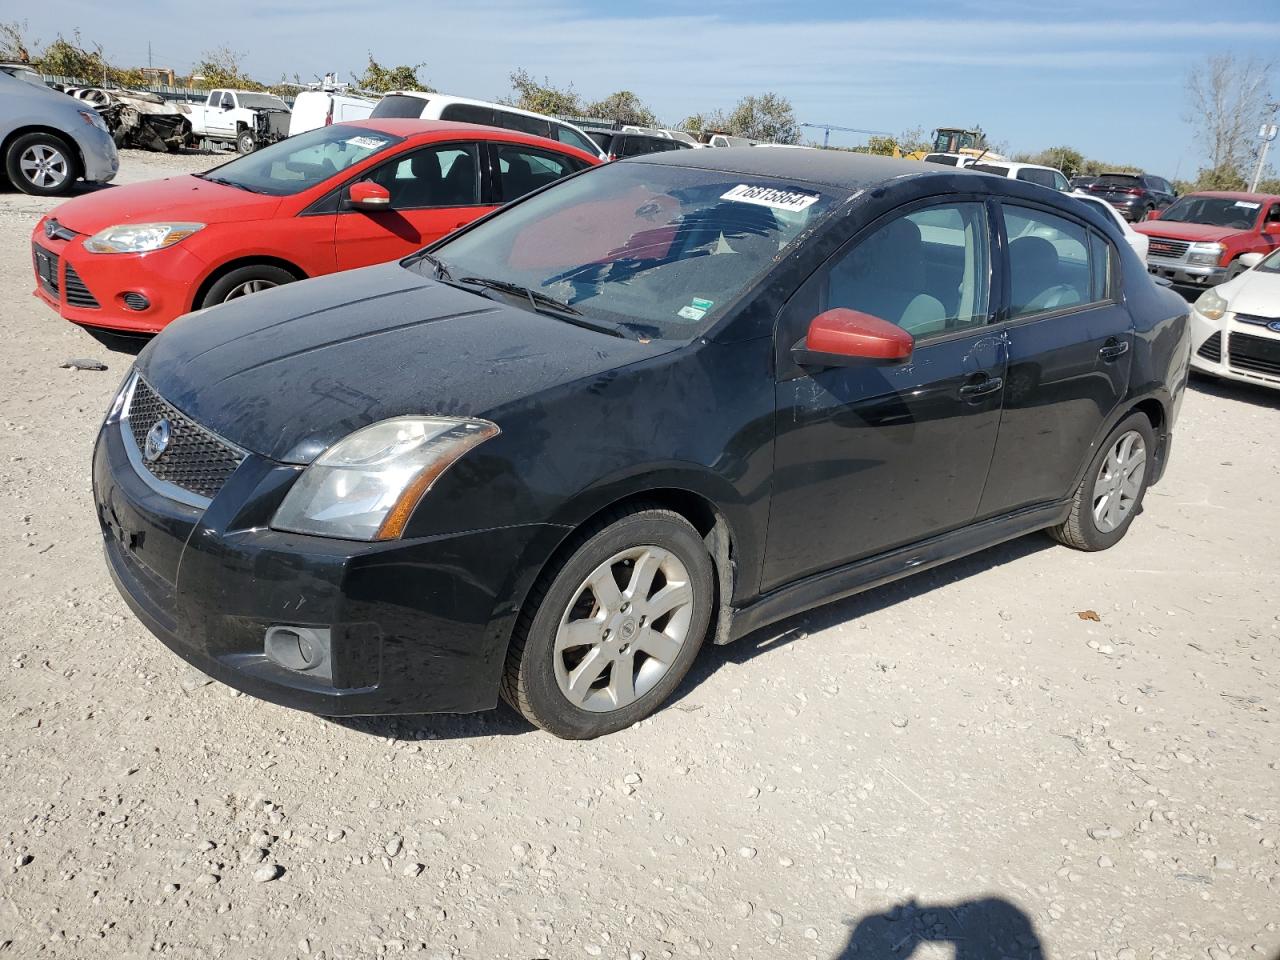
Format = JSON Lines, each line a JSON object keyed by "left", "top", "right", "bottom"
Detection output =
{"left": 1256, "top": 247, "right": 1280, "bottom": 273}
{"left": 420, "top": 161, "right": 839, "bottom": 340}
{"left": 1158, "top": 196, "right": 1262, "bottom": 229}
{"left": 198, "top": 124, "right": 400, "bottom": 196}
{"left": 237, "top": 93, "right": 289, "bottom": 110}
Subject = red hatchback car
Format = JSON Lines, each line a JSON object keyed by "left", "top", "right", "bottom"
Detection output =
{"left": 31, "top": 119, "right": 599, "bottom": 333}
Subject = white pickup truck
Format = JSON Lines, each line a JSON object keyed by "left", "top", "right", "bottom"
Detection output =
{"left": 181, "top": 89, "right": 291, "bottom": 154}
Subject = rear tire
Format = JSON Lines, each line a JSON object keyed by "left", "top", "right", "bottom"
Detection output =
{"left": 5, "top": 131, "right": 79, "bottom": 196}
{"left": 1049, "top": 413, "right": 1155, "bottom": 551}
{"left": 501, "top": 507, "right": 714, "bottom": 739}
{"left": 200, "top": 264, "right": 296, "bottom": 307}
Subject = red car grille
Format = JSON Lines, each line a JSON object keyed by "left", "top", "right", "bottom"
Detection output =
{"left": 1147, "top": 237, "right": 1189, "bottom": 259}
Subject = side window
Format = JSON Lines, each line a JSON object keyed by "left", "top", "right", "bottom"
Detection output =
{"left": 1053, "top": 172, "right": 1069, "bottom": 192}
{"left": 1267, "top": 203, "right": 1280, "bottom": 226}
{"left": 439, "top": 103, "right": 496, "bottom": 127}
{"left": 1002, "top": 205, "right": 1095, "bottom": 318}
{"left": 552, "top": 123, "right": 598, "bottom": 155}
{"left": 364, "top": 143, "right": 479, "bottom": 209}
{"left": 1088, "top": 232, "right": 1115, "bottom": 302}
{"left": 219, "top": 92, "right": 234, "bottom": 109}
{"left": 823, "top": 202, "right": 991, "bottom": 339}
{"left": 1016, "top": 168, "right": 1056, "bottom": 189}
{"left": 494, "top": 110, "right": 551, "bottom": 139}
{"left": 493, "top": 145, "right": 574, "bottom": 202}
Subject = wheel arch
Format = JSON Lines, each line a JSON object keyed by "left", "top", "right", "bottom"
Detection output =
{"left": 192, "top": 256, "right": 308, "bottom": 310}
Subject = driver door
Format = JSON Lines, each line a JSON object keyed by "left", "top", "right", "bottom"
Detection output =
{"left": 334, "top": 142, "right": 491, "bottom": 271}
{"left": 762, "top": 199, "right": 1007, "bottom": 591}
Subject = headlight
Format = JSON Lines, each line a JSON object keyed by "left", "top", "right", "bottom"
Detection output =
{"left": 104, "top": 371, "right": 137, "bottom": 424}
{"left": 1187, "top": 242, "right": 1225, "bottom": 266}
{"left": 77, "top": 109, "right": 108, "bottom": 132}
{"left": 1193, "top": 287, "right": 1228, "bottom": 321}
{"left": 272, "top": 417, "right": 499, "bottom": 541}
{"left": 84, "top": 222, "right": 205, "bottom": 254}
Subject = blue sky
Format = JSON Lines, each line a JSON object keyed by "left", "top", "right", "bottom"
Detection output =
{"left": 23, "top": 0, "right": 1280, "bottom": 174}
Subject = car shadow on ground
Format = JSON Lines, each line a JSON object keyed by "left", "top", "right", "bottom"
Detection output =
{"left": 1189, "top": 370, "right": 1280, "bottom": 409}
{"left": 83, "top": 328, "right": 149, "bottom": 356}
{"left": 670, "top": 532, "right": 1055, "bottom": 710}
{"left": 835, "top": 896, "right": 1044, "bottom": 960}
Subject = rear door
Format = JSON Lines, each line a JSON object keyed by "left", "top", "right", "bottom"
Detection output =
{"left": 976, "top": 202, "right": 1132, "bottom": 517}
{"left": 334, "top": 141, "right": 489, "bottom": 270}
{"left": 763, "top": 198, "right": 1007, "bottom": 590}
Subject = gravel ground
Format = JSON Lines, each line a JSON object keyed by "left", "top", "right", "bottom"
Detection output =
{"left": 1, "top": 150, "right": 1278, "bottom": 960}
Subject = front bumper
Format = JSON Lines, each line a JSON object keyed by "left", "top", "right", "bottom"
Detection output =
{"left": 1145, "top": 258, "right": 1228, "bottom": 288}
{"left": 93, "top": 409, "right": 563, "bottom": 715}
{"left": 1189, "top": 307, "right": 1280, "bottom": 389}
{"left": 31, "top": 224, "right": 207, "bottom": 333}
{"left": 74, "top": 125, "right": 119, "bottom": 183}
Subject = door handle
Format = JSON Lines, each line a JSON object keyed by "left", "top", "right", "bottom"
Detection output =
{"left": 959, "top": 376, "right": 1003, "bottom": 400}
{"left": 1099, "top": 340, "right": 1130, "bottom": 361}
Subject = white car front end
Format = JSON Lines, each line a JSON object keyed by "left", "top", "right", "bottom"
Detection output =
{"left": 1189, "top": 251, "right": 1280, "bottom": 389}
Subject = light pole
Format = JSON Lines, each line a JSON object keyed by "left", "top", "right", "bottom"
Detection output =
{"left": 1248, "top": 102, "right": 1279, "bottom": 193}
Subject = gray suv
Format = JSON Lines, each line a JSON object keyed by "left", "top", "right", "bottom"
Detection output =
{"left": 1, "top": 64, "right": 119, "bottom": 196}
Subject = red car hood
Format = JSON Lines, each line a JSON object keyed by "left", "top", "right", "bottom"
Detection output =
{"left": 50, "top": 175, "right": 284, "bottom": 235}
{"left": 1133, "top": 220, "right": 1241, "bottom": 243}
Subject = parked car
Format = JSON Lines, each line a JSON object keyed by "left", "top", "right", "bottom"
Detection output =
{"left": 0, "top": 62, "right": 118, "bottom": 196}
{"left": 59, "top": 85, "right": 189, "bottom": 152}
{"left": 1136, "top": 191, "right": 1280, "bottom": 289}
{"left": 94, "top": 151, "right": 1189, "bottom": 738}
{"left": 970, "top": 160, "right": 1069, "bottom": 192}
{"left": 370, "top": 92, "right": 606, "bottom": 161}
{"left": 288, "top": 90, "right": 377, "bottom": 137}
{"left": 32, "top": 120, "right": 598, "bottom": 333}
{"left": 587, "top": 129, "right": 693, "bottom": 160}
{"left": 706, "top": 133, "right": 754, "bottom": 148}
{"left": 1085, "top": 173, "right": 1176, "bottom": 221}
{"left": 1188, "top": 246, "right": 1280, "bottom": 389}
{"left": 1070, "top": 191, "right": 1149, "bottom": 260}
{"left": 922, "top": 153, "right": 974, "bottom": 167}
{"left": 181, "top": 89, "right": 291, "bottom": 154}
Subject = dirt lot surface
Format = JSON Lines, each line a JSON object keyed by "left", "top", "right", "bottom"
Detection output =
{"left": 1, "top": 150, "right": 1278, "bottom": 960}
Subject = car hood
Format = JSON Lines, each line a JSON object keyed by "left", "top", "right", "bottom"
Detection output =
{"left": 137, "top": 262, "right": 675, "bottom": 464}
{"left": 1133, "top": 221, "right": 1242, "bottom": 243}
{"left": 51, "top": 175, "right": 282, "bottom": 235}
{"left": 1225, "top": 270, "right": 1280, "bottom": 317}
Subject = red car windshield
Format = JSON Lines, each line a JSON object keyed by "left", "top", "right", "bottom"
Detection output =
{"left": 1159, "top": 196, "right": 1262, "bottom": 230}
{"left": 422, "top": 162, "right": 839, "bottom": 340}
{"left": 198, "top": 125, "right": 401, "bottom": 196}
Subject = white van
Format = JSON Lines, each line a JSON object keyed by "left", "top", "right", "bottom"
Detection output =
{"left": 968, "top": 160, "right": 1070, "bottom": 192}
{"left": 288, "top": 90, "right": 377, "bottom": 137}
{"left": 370, "top": 92, "right": 606, "bottom": 160}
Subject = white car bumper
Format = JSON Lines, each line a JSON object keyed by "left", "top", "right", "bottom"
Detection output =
{"left": 1189, "top": 306, "right": 1280, "bottom": 389}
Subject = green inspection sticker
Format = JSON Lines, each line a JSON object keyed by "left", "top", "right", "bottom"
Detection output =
{"left": 691, "top": 297, "right": 714, "bottom": 311}
{"left": 676, "top": 298, "right": 715, "bottom": 322}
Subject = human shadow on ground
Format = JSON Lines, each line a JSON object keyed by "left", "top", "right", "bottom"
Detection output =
{"left": 836, "top": 897, "right": 1044, "bottom": 960}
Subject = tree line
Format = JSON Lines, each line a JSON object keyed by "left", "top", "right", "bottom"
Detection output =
{"left": 2, "top": 20, "right": 1273, "bottom": 189}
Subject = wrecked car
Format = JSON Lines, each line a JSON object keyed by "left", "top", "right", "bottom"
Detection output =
{"left": 61, "top": 86, "right": 190, "bottom": 153}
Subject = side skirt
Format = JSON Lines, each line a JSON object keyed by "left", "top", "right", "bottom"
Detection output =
{"left": 722, "top": 500, "right": 1071, "bottom": 643}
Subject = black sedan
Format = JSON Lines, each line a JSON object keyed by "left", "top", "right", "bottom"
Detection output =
{"left": 95, "top": 149, "right": 1191, "bottom": 738}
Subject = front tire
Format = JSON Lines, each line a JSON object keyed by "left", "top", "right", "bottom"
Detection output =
{"left": 1049, "top": 413, "right": 1155, "bottom": 551}
{"left": 236, "top": 130, "right": 257, "bottom": 155}
{"left": 200, "top": 264, "right": 296, "bottom": 307}
{"left": 501, "top": 507, "right": 715, "bottom": 739}
{"left": 5, "top": 132, "right": 78, "bottom": 196}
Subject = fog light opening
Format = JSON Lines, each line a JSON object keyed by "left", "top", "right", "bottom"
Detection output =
{"left": 264, "top": 625, "right": 332, "bottom": 681}
{"left": 122, "top": 292, "right": 150, "bottom": 311}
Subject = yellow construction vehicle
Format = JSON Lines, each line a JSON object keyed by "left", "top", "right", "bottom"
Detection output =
{"left": 896, "top": 127, "right": 1006, "bottom": 163}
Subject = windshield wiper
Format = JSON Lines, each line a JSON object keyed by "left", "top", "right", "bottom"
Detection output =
{"left": 456, "top": 276, "right": 627, "bottom": 338}
{"left": 199, "top": 174, "right": 264, "bottom": 194}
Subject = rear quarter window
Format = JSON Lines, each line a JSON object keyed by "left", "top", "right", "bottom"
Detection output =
{"left": 371, "top": 94, "right": 429, "bottom": 119}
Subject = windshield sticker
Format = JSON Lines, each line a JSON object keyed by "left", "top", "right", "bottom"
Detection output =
{"left": 677, "top": 305, "right": 707, "bottom": 322}
{"left": 1234, "top": 201, "right": 1261, "bottom": 209}
{"left": 721, "top": 184, "right": 820, "bottom": 212}
{"left": 345, "top": 136, "right": 386, "bottom": 150}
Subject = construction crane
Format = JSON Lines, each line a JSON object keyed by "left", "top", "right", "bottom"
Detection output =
{"left": 801, "top": 121, "right": 892, "bottom": 149}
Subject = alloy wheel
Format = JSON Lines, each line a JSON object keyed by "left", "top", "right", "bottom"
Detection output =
{"left": 19, "top": 144, "right": 70, "bottom": 190}
{"left": 553, "top": 545, "right": 695, "bottom": 713}
{"left": 1092, "top": 430, "right": 1146, "bottom": 533}
{"left": 223, "top": 278, "right": 278, "bottom": 300}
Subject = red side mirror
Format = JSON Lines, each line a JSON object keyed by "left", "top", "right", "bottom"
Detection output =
{"left": 1145, "top": 208, "right": 1161, "bottom": 220}
{"left": 794, "top": 308, "right": 913, "bottom": 367}
{"left": 348, "top": 181, "right": 391, "bottom": 211}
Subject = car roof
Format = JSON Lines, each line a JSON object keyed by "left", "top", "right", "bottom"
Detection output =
{"left": 632, "top": 146, "right": 981, "bottom": 191}
{"left": 1182, "top": 190, "right": 1280, "bottom": 202}
{"left": 331, "top": 118, "right": 600, "bottom": 159}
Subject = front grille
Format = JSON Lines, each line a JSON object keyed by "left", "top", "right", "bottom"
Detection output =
{"left": 1196, "top": 331, "right": 1222, "bottom": 363}
{"left": 63, "top": 264, "right": 100, "bottom": 308}
{"left": 1234, "top": 312, "right": 1280, "bottom": 328}
{"left": 126, "top": 378, "right": 246, "bottom": 500}
{"left": 1228, "top": 332, "right": 1280, "bottom": 378}
{"left": 32, "top": 243, "right": 59, "bottom": 297}
{"left": 1148, "top": 237, "right": 1190, "bottom": 260}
